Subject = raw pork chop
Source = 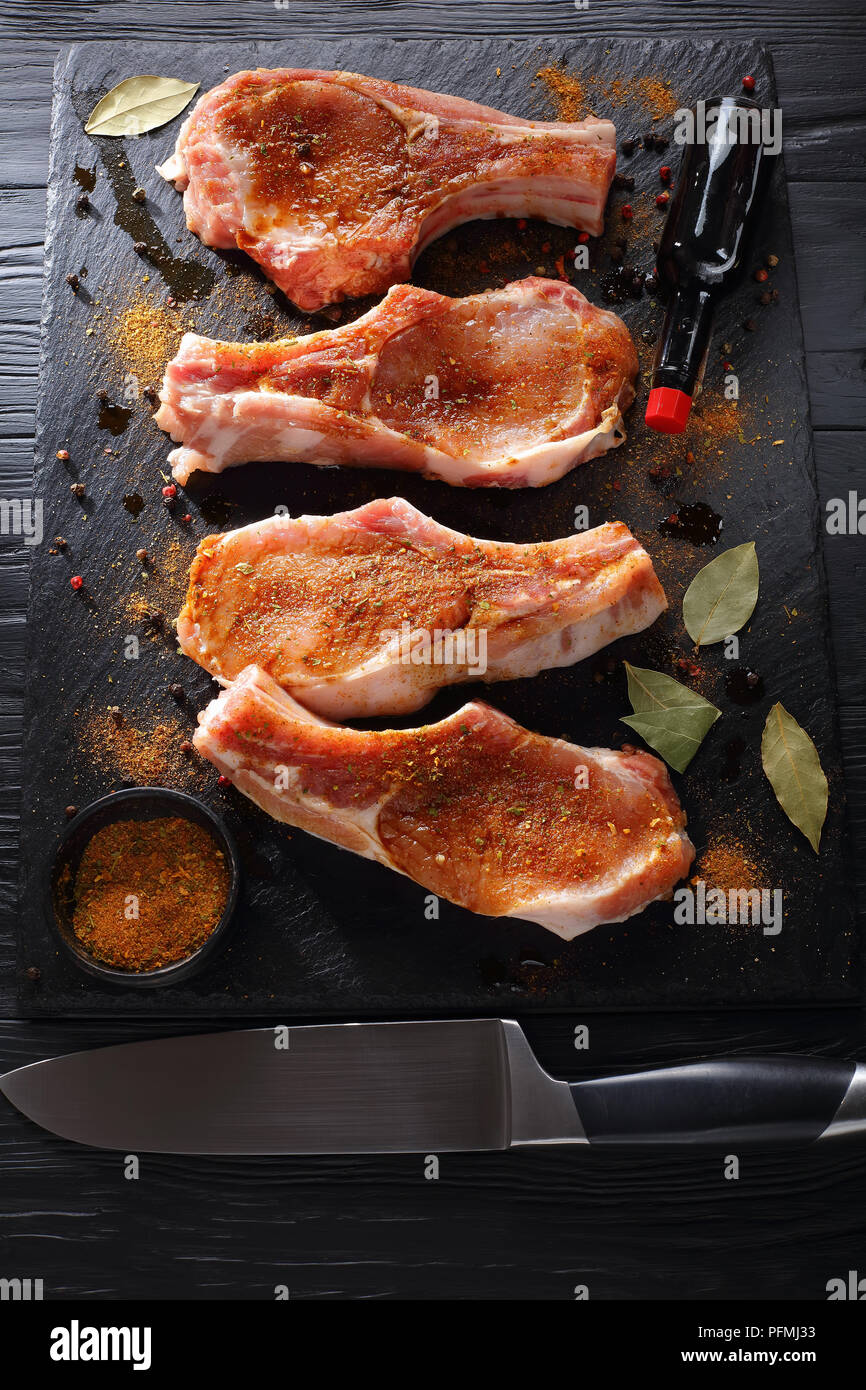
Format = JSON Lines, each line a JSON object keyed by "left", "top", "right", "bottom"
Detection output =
{"left": 194, "top": 666, "right": 694, "bottom": 939}
{"left": 156, "top": 68, "right": 617, "bottom": 310}
{"left": 178, "top": 498, "right": 666, "bottom": 718}
{"left": 156, "top": 278, "right": 637, "bottom": 486}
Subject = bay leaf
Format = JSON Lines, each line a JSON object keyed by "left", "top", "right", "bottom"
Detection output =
{"left": 682, "top": 541, "right": 759, "bottom": 646}
{"left": 621, "top": 662, "right": 721, "bottom": 773}
{"left": 85, "top": 76, "right": 200, "bottom": 137}
{"left": 761, "top": 702, "right": 828, "bottom": 852}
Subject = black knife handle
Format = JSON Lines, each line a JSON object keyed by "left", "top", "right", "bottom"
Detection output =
{"left": 570, "top": 1056, "right": 859, "bottom": 1147}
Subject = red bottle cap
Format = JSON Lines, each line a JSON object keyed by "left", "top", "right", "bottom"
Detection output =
{"left": 645, "top": 386, "right": 693, "bottom": 434}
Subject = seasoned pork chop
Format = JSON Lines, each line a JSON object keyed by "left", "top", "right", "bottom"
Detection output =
{"left": 156, "top": 278, "right": 637, "bottom": 486}
{"left": 194, "top": 666, "right": 694, "bottom": 939}
{"left": 157, "top": 68, "right": 617, "bottom": 310}
{"left": 178, "top": 498, "right": 666, "bottom": 718}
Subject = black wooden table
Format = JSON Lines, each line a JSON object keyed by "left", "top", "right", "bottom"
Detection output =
{"left": 1, "top": 0, "right": 865, "bottom": 1302}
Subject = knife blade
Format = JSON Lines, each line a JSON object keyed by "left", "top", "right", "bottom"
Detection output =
{"left": 1, "top": 1020, "right": 864, "bottom": 1153}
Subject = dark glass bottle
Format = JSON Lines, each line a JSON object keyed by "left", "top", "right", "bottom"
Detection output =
{"left": 645, "top": 96, "right": 777, "bottom": 433}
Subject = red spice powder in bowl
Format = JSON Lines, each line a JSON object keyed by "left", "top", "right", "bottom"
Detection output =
{"left": 49, "top": 787, "right": 240, "bottom": 988}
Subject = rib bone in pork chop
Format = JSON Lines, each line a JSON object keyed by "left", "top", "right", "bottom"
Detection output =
{"left": 156, "top": 69, "right": 617, "bottom": 310}
{"left": 178, "top": 498, "right": 666, "bottom": 718}
{"left": 156, "top": 278, "right": 637, "bottom": 486}
{"left": 194, "top": 666, "right": 694, "bottom": 939}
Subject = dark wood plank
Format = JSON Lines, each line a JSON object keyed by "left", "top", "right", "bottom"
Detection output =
{"left": 807, "top": 352, "right": 866, "bottom": 428}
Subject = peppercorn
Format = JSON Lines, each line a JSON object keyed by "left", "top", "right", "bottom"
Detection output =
{"left": 754, "top": 267, "right": 769, "bottom": 282}
{"left": 613, "top": 173, "right": 635, "bottom": 190}
{"left": 742, "top": 74, "right": 756, "bottom": 92}
{"left": 76, "top": 193, "right": 89, "bottom": 213}
{"left": 146, "top": 608, "right": 164, "bottom": 629}
{"left": 576, "top": 231, "right": 590, "bottom": 244}
{"left": 654, "top": 135, "right": 669, "bottom": 151}
{"left": 65, "top": 805, "right": 78, "bottom": 819}
{"left": 71, "top": 482, "right": 85, "bottom": 498}
{"left": 621, "top": 204, "right": 633, "bottom": 221}
{"left": 70, "top": 575, "right": 83, "bottom": 590}
{"left": 659, "top": 165, "right": 672, "bottom": 183}
{"left": 644, "top": 273, "right": 658, "bottom": 292}
{"left": 767, "top": 254, "right": 779, "bottom": 267}
{"left": 25, "top": 965, "right": 41, "bottom": 982}
{"left": 56, "top": 448, "right": 69, "bottom": 461}
{"left": 136, "top": 548, "right": 148, "bottom": 563}
{"left": 180, "top": 739, "right": 193, "bottom": 755}
{"left": 759, "top": 290, "right": 772, "bottom": 306}
{"left": 621, "top": 138, "right": 635, "bottom": 156}
{"left": 169, "top": 683, "right": 184, "bottom": 701}
{"left": 65, "top": 272, "right": 79, "bottom": 292}
{"left": 218, "top": 775, "right": 230, "bottom": 787}
{"left": 133, "top": 240, "right": 147, "bottom": 255}
{"left": 143, "top": 387, "right": 160, "bottom": 408}
{"left": 132, "top": 186, "right": 146, "bottom": 202}
{"left": 655, "top": 192, "right": 670, "bottom": 208}
{"left": 643, "top": 132, "right": 656, "bottom": 150}
{"left": 181, "top": 513, "right": 192, "bottom": 524}
{"left": 162, "top": 484, "right": 177, "bottom": 499}
{"left": 743, "top": 318, "right": 757, "bottom": 332}
{"left": 108, "top": 706, "right": 123, "bottom": 727}
{"left": 54, "top": 535, "right": 67, "bottom": 549}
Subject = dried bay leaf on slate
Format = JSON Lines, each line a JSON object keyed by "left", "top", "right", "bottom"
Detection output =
{"left": 682, "top": 541, "right": 759, "bottom": 647}
{"left": 621, "top": 662, "right": 721, "bottom": 773}
{"left": 85, "top": 77, "right": 200, "bottom": 137}
{"left": 761, "top": 702, "right": 828, "bottom": 851}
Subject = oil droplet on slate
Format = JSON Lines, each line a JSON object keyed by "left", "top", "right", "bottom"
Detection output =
{"left": 72, "top": 88, "right": 217, "bottom": 304}
{"left": 122, "top": 492, "right": 145, "bottom": 518}
{"left": 518, "top": 948, "right": 551, "bottom": 970}
{"left": 73, "top": 164, "right": 97, "bottom": 192}
{"left": 658, "top": 501, "right": 723, "bottom": 545}
{"left": 98, "top": 402, "right": 132, "bottom": 435}
{"left": 725, "top": 667, "right": 765, "bottom": 704}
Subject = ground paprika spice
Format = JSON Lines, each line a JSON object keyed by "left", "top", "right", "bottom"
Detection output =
{"left": 71, "top": 816, "right": 229, "bottom": 971}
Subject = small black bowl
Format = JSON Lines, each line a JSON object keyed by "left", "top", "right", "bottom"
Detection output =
{"left": 49, "top": 787, "right": 240, "bottom": 988}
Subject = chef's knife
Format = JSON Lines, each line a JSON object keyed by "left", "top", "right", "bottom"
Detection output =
{"left": 2, "top": 1020, "right": 864, "bottom": 1152}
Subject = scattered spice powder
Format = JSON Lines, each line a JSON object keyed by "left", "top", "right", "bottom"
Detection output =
{"left": 695, "top": 836, "right": 765, "bottom": 893}
{"left": 71, "top": 816, "right": 229, "bottom": 970}
{"left": 535, "top": 65, "right": 587, "bottom": 120}
{"left": 538, "top": 65, "right": 679, "bottom": 122}
{"left": 78, "top": 711, "right": 206, "bottom": 789}
{"left": 104, "top": 286, "right": 186, "bottom": 388}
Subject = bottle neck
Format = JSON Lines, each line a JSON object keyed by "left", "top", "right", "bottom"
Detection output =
{"left": 652, "top": 284, "right": 716, "bottom": 396}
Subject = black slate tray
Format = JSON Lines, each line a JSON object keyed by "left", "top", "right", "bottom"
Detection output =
{"left": 18, "top": 36, "right": 857, "bottom": 1015}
